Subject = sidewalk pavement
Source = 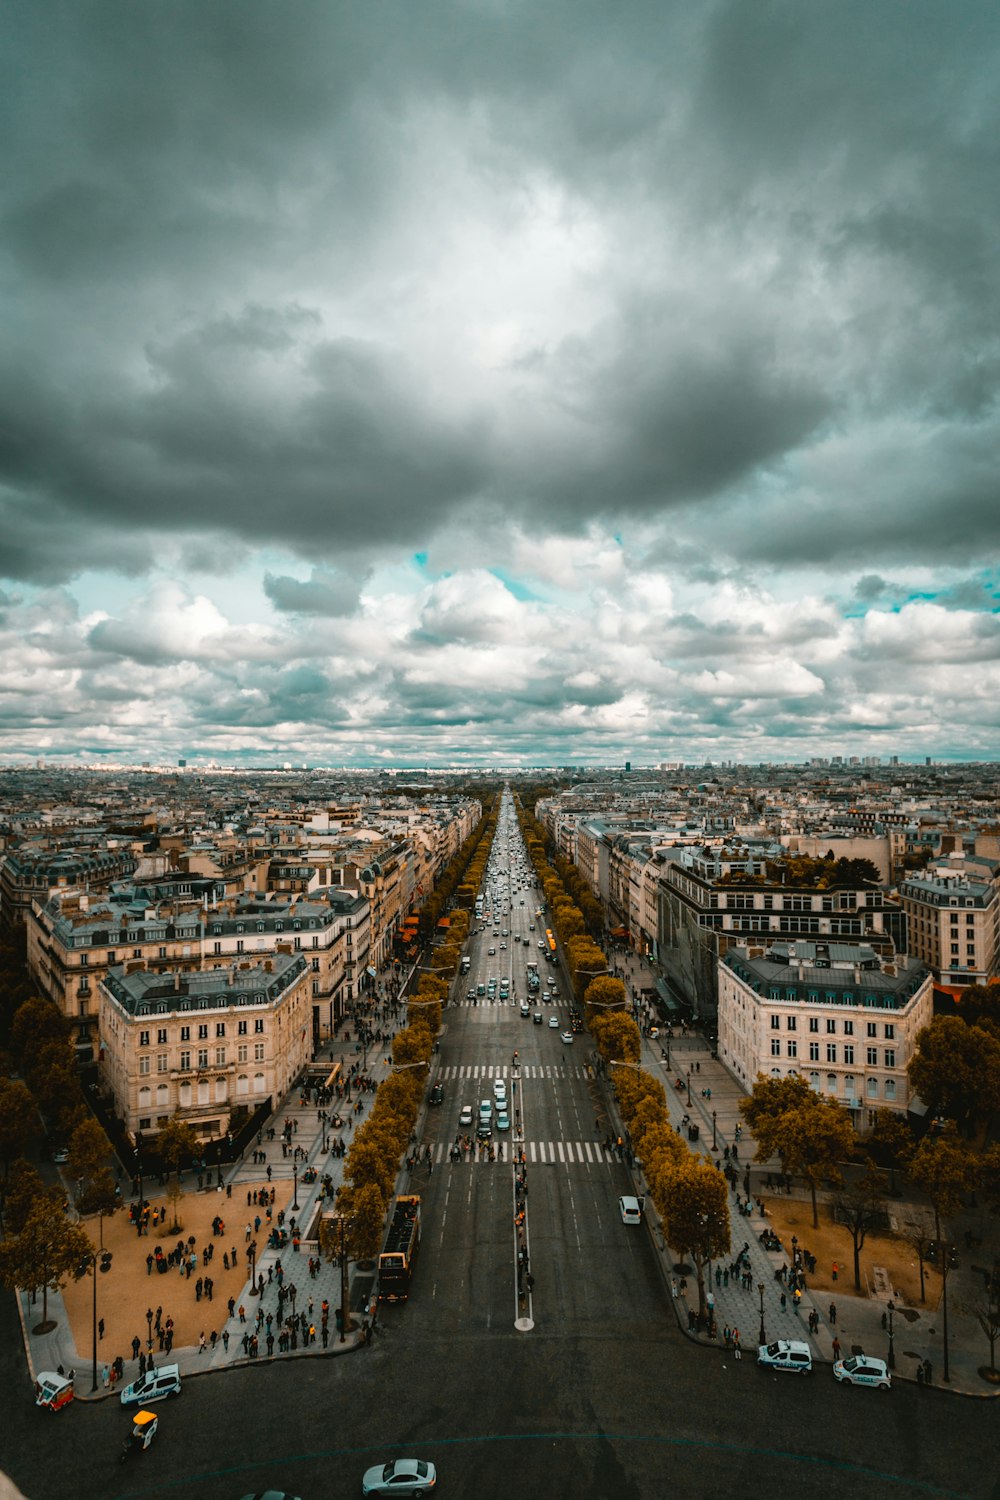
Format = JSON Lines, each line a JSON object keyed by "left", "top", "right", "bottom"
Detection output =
{"left": 608, "top": 947, "right": 999, "bottom": 1398}
{"left": 17, "top": 971, "right": 412, "bottom": 1401}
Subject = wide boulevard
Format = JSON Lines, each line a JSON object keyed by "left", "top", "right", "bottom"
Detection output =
{"left": 2, "top": 795, "right": 996, "bottom": 1500}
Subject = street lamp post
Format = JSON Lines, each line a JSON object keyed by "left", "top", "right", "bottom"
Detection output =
{"left": 89, "top": 1254, "right": 98, "bottom": 1393}
{"left": 758, "top": 1282, "right": 766, "bottom": 1347}
{"left": 249, "top": 1240, "right": 258, "bottom": 1296}
{"left": 292, "top": 1161, "right": 299, "bottom": 1212}
{"left": 686, "top": 1068, "right": 692, "bottom": 1107}
{"left": 712, "top": 1110, "right": 717, "bottom": 1150}
{"left": 887, "top": 1299, "right": 895, "bottom": 1369}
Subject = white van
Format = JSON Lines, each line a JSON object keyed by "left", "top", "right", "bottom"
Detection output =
{"left": 619, "top": 1195, "right": 643, "bottom": 1225}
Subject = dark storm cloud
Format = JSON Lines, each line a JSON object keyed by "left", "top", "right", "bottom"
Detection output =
{"left": 264, "top": 567, "right": 367, "bottom": 617}
{"left": 1, "top": 0, "right": 1000, "bottom": 594}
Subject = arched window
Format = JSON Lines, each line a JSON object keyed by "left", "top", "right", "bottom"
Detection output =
{"left": 237, "top": 1074, "right": 249, "bottom": 1095}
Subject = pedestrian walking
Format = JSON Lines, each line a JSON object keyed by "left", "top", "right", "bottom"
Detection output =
{"left": 733, "top": 1329, "right": 742, "bottom": 1361}
{"left": 828, "top": 1302, "right": 837, "bottom": 1326}
{"left": 831, "top": 1337, "right": 841, "bottom": 1361}
{"left": 222, "top": 1329, "right": 230, "bottom": 1352}
{"left": 198, "top": 1332, "right": 206, "bottom": 1354}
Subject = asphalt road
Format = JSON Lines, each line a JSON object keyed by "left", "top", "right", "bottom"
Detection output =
{"left": 3, "top": 797, "right": 998, "bottom": 1500}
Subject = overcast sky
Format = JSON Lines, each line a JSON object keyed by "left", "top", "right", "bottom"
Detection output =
{"left": 2, "top": 1, "right": 999, "bottom": 768}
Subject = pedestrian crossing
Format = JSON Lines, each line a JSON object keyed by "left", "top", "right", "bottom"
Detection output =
{"left": 437, "top": 1063, "right": 588, "bottom": 1082}
{"left": 430, "top": 1138, "right": 622, "bottom": 1166}
{"left": 455, "top": 994, "right": 571, "bottom": 1008}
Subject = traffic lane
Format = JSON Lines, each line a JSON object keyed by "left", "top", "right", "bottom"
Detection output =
{"left": 524, "top": 1152, "right": 664, "bottom": 1337}
{"left": 401, "top": 1154, "right": 516, "bottom": 1343}
{"left": 31, "top": 1324, "right": 995, "bottom": 1500}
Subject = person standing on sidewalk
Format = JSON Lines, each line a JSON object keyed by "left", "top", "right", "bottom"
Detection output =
{"left": 733, "top": 1329, "right": 742, "bottom": 1361}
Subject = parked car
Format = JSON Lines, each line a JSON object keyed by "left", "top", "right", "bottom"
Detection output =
{"left": 120, "top": 1363, "right": 182, "bottom": 1407}
{"left": 756, "top": 1340, "right": 812, "bottom": 1374}
{"left": 833, "top": 1355, "right": 891, "bottom": 1389}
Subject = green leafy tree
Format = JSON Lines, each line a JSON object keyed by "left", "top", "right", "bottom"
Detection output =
{"left": 3, "top": 1158, "right": 46, "bottom": 1234}
{"left": 908, "top": 1016, "right": 1000, "bottom": 1134}
{"left": 656, "top": 1158, "right": 731, "bottom": 1322}
{"left": 779, "top": 1098, "right": 856, "bottom": 1229}
{"left": 68, "top": 1117, "right": 112, "bottom": 1184}
{"left": 0, "top": 1079, "right": 37, "bottom": 1173}
{"left": 0, "top": 1190, "right": 93, "bottom": 1332}
{"left": 740, "top": 1074, "right": 815, "bottom": 1178}
{"left": 11, "top": 997, "right": 68, "bottom": 1067}
{"left": 906, "top": 1127, "right": 973, "bottom": 1246}
{"left": 866, "top": 1108, "right": 916, "bottom": 1194}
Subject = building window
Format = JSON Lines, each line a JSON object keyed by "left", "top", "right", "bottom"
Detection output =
{"left": 771, "top": 1038, "right": 781, "bottom": 1056}
{"left": 787, "top": 1040, "right": 797, "bottom": 1058}
{"left": 238, "top": 1020, "right": 248, "bottom": 1036}
{"left": 254, "top": 1042, "right": 265, "bottom": 1062}
{"left": 139, "top": 1029, "right": 150, "bottom": 1047}
{"left": 867, "top": 1076, "right": 879, "bottom": 1097}
{"left": 867, "top": 1022, "right": 877, "bottom": 1038}
{"left": 808, "top": 1017, "right": 819, "bottom": 1033}
{"left": 809, "top": 1042, "right": 819, "bottom": 1061}
{"left": 884, "top": 1024, "right": 895, "bottom": 1040}
{"left": 156, "top": 1028, "right": 167, "bottom": 1044}
{"left": 236, "top": 940, "right": 244, "bottom": 954}
{"left": 156, "top": 1053, "right": 168, "bottom": 1073}
{"left": 254, "top": 1018, "right": 264, "bottom": 1034}
{"left": 180, "top": 1025, "right": 190, "bottom": 1042}
{"left": 197, "top": 1048, "right": 209, "bottom": 1068}
{"left": 786, "top": 1015, "right": 797, "bottom": 1031}
{"left": 237, "top": 1044, "right": 248, "bottom": 1063}
{"left": 843, "top": 1020, "right": 854, "bottom": 1036}
{"left": 215, "top": 1046, "right": 226, "bottom": 1066}
{"left": 867, "top": 1047, "right": 878, "bottom": 1066}
{"left": 770, "top": 1015, "right": 781, "bottom": 1030}
{"left": 198, "top": 1024, "right": 208, "bottom": 1040}
{"left": 826, "top": 1043, "right": 837, "bottom": 1063}
{"left": 844, "top": 1045, "right": 855, "bottom": 1064}
{"left": 884, "top": 1049, "right": 896, "bottom": 1068}
{"left": 826, "top": 1073, "right": 838, "bottom": 1093}
{"left": 826, "top": 1018, "right": 837, "bottom": 1034}
{"left": 179, "top": 1050, "right": 190, "bottom": 1071}
{"left": 213, "top": 942, "right": 222, "bottom": 956}
{"left": 885, "top": 1079, "right": 896, "bottom": 1101}
{"left": 139, "top": 1056, "right": 150, "bottom": 1075}
{"left": 216, "top": 1023, "right": 226, "bottom": 1038}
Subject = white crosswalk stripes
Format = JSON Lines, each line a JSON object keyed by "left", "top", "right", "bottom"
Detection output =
{"left": 438, "top": 1062, "right": 587, "bottom": 1081}
{"left": 429, "top": 1138, "right": 619, "bottom": 1166}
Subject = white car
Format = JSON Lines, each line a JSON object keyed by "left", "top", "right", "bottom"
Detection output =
{"left": 459, "top": 1104, "right": 473, "bottom": 1128}
{"left": 756, "top": 1339, "right": 812, "bottom": 1374}
{"left": 493, "top": 1079, "right": 507, "bottom": 1101}
{"left": 560, "top": 1031, "right": 574, "bottom": 1044}
{"left": 362, "top": 1458, "right": 437, "bottom": 1496}
{"left": 548, "top": 1015, "right": 559, "bottom": 1028}
{"left": 834, "top": 1355, "right": 891, "bottom": 1389}
{"left": 619, "top": 1195, "right": 643, "bottom": 1224}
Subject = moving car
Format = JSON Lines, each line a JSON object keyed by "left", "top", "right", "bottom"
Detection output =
{"left": 756, "top": 1340, "right": 812, "bottom": 1374}
{"left": 362, "top": 1458, "right": 437, "bottom": 1496}
{"left": 459, "top": 1104, "right": 473, "bottom": 1128}
{"left": 493, "top": 1079, "right": 507, "bottom": 1101}
{"left": 619, "top": 1195, "right": 643, "bottom": 1225}
{"left": 548, "top": 1015, "right": 559, "bottom": 1028}
{"left": 520, "top": 1001, "right": 531, "bottom": 1016}
{"left": 496, "top": 1111, "right": 511, "bottom": 1131}
{"left": 120, "top": 1363, "right": 182, "bottom": 1407}
{"left": 428, "top": 1083, "right": 444, "bottom": 1106}
{"left": 833, "top": 1355, "right": 891, "bottom": 1388}
{"left": 533, "top": 1011, "right": 543, "bottom": 1025}
{"left": 560, "top": 1031, "right": 574, "bottom": 1044}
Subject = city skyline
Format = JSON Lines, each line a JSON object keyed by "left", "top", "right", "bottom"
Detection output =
{"left": 2, "top": 3, "right": 999, "bottom": 768}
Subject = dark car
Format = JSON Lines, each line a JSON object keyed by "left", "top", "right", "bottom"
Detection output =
{"left": 428, "top": 1083, "right": 445, "bottom": 1106}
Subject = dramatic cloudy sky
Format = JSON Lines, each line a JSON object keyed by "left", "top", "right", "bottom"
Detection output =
{"left": 2, "top": 1, "right": 999, "bottom": 767}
